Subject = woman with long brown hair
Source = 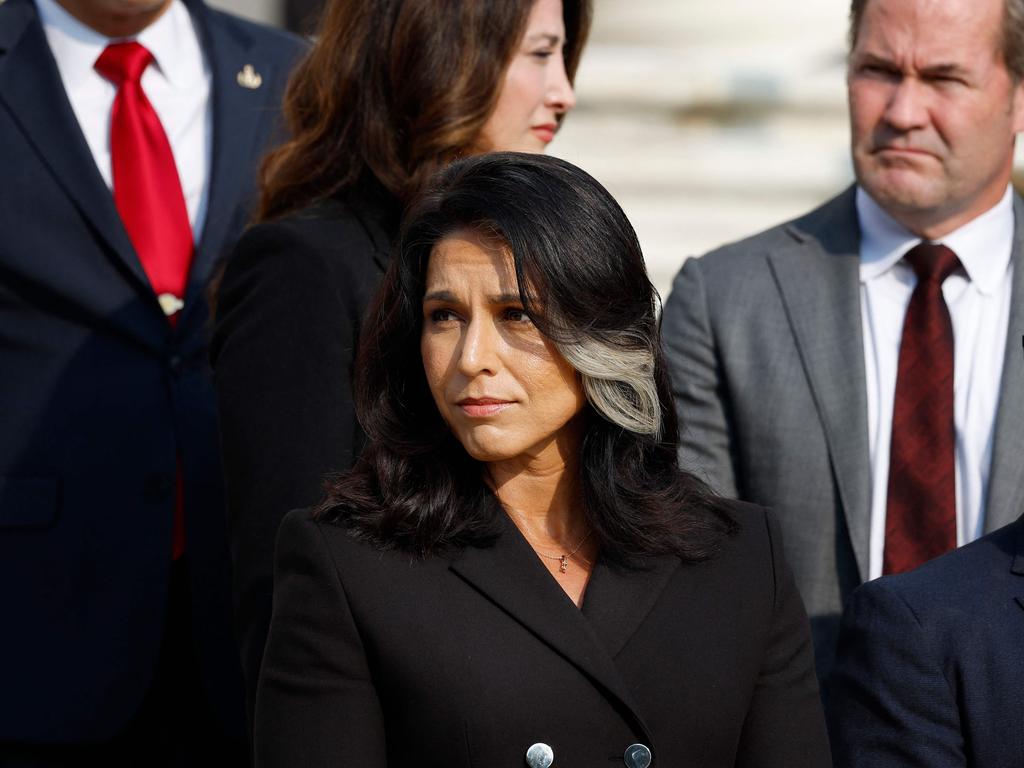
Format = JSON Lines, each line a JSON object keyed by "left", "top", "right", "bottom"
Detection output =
{"left": 210, "top": 0, "right": 592, "bottom": 717}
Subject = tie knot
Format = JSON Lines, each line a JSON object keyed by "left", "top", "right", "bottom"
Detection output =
{"left": 95, "top": 42, "right": 154, "bottom": 87}
{"left": 904, "top": 242, "right": 961, "bottom": 285}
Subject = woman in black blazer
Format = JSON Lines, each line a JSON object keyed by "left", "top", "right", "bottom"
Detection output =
{"left": 255, "top": 153, "right": 831, "bottom": 767}
{"left": 211, "top": 0, "right": 593, "bottom": 710}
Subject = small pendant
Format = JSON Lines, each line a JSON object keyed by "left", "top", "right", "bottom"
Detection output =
{"left": 559, "top": 555, "right": 569, "bottom": 573}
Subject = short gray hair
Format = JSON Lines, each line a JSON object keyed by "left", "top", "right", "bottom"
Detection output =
{"left": 849, "top": 0, "right": 1024, "bottom": 82}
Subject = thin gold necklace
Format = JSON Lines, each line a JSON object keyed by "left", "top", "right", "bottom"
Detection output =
{"left": 510, "top": 513, "right": 594, "bottom": 573}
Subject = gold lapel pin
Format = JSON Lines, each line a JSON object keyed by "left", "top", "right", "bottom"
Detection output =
{"left": 236, "top": 64, "right": 263, "bottom": 90}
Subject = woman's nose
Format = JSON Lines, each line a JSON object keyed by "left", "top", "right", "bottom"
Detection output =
{"left": 457, "top": 316, "right": 501, "bottom": 376}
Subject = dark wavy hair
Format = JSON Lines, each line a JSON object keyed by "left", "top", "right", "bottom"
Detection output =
{"left": 257, "top": 0, "right": 592, "bottom": 222}
{"left": 318, "top": 153, "right": 736, "bottom": 564}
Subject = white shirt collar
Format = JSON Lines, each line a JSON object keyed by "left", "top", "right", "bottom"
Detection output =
{"left": 856, "top": 185, "right": 1015, "bottom": 296}
{"left": 35, "top": 0, "right": 202, "bottom": 91}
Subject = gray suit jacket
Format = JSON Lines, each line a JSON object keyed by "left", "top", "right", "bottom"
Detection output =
{"left": 660, "top": 186, "right": 1024, "bottom": 689}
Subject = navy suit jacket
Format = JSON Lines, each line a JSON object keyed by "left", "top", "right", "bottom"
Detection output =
{"left": 0, "top": 0, "right": 302, "bottom": 743}
{"left": 828, "top": 514, "right": 1024, "bottom": 766}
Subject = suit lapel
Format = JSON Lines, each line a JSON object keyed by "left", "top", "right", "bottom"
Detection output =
{"left": 449, "top": 518, "right": 655, "bottom": 743}
{"left": 766, "top": 188, "right": 872, "bottom": 581}
{"left": 984, "top": 196, "right": 1024, "bottom": 532}
{"left": 178, "top": 0, "right": 278, "bottom": 327}
{"left": 581, "top": 555, "right": 681, "bottom": 658}
{"left": 0, "top": 0, "right": 150, "bottom": 294}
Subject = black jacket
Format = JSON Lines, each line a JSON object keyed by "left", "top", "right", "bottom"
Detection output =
{"left": 211, "top": 196, "right": 394, "bottom": 715}
{"left": 255, "top": 502, "right": 831, "bottom": 768}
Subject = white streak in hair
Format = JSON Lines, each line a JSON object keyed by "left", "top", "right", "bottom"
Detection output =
{"left": 555, "top": 333, "right": 661, "bottom": 437}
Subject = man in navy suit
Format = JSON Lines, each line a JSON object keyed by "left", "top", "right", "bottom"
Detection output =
{"left": 0, "top": 0, "right": 301, "bottom": 762}
{"left": 829, "top": 512, "right": 1024, "bottom": 765}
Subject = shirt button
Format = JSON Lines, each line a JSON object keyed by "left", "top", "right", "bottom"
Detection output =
{"left": 624, "top": 743, "right": 652, "bottom": 768}
{"left": 524, "top": 742, "right": 554, "bottom": 768}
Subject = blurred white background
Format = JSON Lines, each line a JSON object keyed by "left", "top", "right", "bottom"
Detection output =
{"left": 205, "top": 0, "right": 856, "bottom": 297}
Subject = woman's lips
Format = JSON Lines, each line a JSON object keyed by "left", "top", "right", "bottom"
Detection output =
{"left": 457, "top": 398, "right": 514, "bottom": 417}
{"left": 531, "top": 124, "right": 557, "bottom": 143}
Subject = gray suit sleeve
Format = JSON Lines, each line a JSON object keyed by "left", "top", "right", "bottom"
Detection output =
{"left": 661, "top": 256, "right": 739, "bottom": 497}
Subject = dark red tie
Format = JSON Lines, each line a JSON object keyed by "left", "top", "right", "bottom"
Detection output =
{"left": 883, "top": 243, "right": 960, "bottom": 575}
{"left": 96, "top": 42, "right": 190, "bottom": 560}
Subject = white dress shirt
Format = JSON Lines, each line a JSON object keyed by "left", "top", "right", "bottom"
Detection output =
{"left": 857, "top": 185, "right": 1014, "bottom": 580}
{"left": 36, "top": 0, "right": 212, "bottom": 239}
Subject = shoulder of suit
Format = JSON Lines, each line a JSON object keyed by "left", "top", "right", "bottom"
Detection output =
{"left": 200, "top": 3, "right": 306, "bottom": 60}
{"left": 857, "top": 518, "right": 1022, "bottom": 627}
{"left": 0, "top": 0, "right": 39, "bottom": 53}
{"left": 696, "top": 499, "right": 778, "bottom": 569}
{"left": 237, "top": 197, "right": 393, "bottom": 270}
{"left": 690, "top": 185, "right": 858, "bottom": 269}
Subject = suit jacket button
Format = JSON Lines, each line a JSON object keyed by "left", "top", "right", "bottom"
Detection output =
{"left": 524, "top": 742, "right": 554, "bottom": 768}
{"left": 624, "top": 743, "right": 652, "bottom": 768}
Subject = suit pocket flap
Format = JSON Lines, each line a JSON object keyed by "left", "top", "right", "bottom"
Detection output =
{"left": 0, "top": 476, "right": 60, "bottom": 527}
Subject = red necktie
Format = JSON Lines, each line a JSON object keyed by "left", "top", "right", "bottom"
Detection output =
{"left": 96, "top": 42, "right": 190, "bottom": 560}
{"left": 95, "top": 42, "right": 193, "bottom": 317}
{"left": 883, "top": 243, "right": 960, "bottom": 575}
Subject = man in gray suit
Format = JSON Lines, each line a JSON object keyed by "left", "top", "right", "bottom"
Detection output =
{"left": 662, "top": 0, "right": 1024, "bottom": 691}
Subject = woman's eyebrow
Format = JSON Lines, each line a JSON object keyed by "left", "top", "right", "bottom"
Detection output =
{"left": 487, "top": 292, "right": 527, "bottom": 304}
{"left": 423, "top": 290, "right": 457, "bottom": 303}
{"left": 524, "top": 32, "right": 561, "bottom": 46}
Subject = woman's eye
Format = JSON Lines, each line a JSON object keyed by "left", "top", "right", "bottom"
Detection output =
{"left": 504, "top": 308, "right": 532, "bottom": 324}
{"left": 429, "top": 309, "right": 458, "bottom": 323}
{"left": 531, "top": 50, "right": 554, "bottom": 60}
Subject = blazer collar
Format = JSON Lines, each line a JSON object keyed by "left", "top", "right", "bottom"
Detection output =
{"left": 768, "top": 186, "right": 872, "bottom": 581}
{"left": 449, "top": 515, "right": 675, "bottom": 744}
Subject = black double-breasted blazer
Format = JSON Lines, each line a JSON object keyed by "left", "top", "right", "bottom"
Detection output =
{"left": 255, "top": 502, "right": 831, "bottom": 767}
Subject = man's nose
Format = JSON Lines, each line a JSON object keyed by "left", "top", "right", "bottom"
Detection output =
{"left": 882, "top": 77, "right": 929, "bottom": 132}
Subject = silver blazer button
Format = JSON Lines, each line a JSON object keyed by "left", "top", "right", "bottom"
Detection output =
{"left": 624, "top": 743, "right": 652, "bottom": 768}
{"left": 525, "top": 742, "right": 554, "bottom": 768}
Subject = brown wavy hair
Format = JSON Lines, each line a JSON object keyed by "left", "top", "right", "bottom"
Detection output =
{"left": 257, "top": 0, "right": 592, "bottom": 222}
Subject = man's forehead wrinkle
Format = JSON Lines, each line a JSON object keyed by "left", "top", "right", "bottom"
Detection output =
{"left": 858, "top": 0, "right": 1004, "bottom": 67}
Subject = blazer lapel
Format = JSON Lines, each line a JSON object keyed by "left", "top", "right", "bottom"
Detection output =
{"left": 580, "top": 555, "right": 681, "bottom": 658}
{"left": 178, "top": 0, "right": 280, "bottom": 326}
{"left": 984, "top": 195, "right": 1024, "bottom": 533}
{"left": 766, "top": 188, "right": 872, "bottom": 581}
{"left": 449, "top": 518, "right": 655, "bottom": 743}
{"left": 0, "top": 0, "right": 150, "bottom": 294}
